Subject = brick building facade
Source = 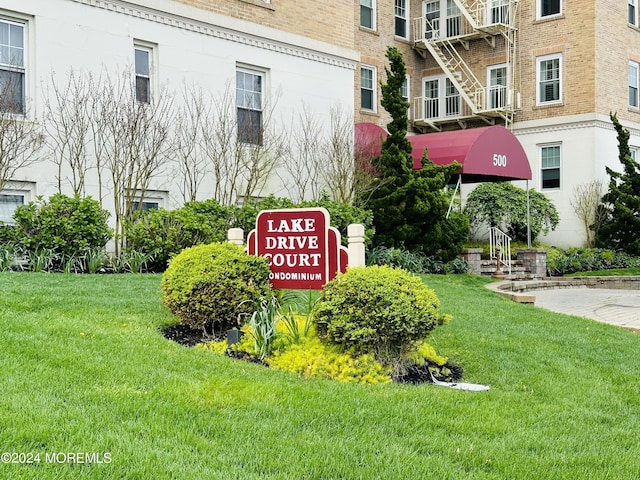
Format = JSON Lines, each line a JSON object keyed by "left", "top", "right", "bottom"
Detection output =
{"left": 356, "top": 0, "right": 640, "bottom": 246}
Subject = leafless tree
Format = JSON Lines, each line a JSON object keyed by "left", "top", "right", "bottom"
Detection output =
{"left": 199, "top": 82, "right": 286, "bottom": 206}
{"left": 172, "top": 84, "right": 209, "bottom": 202}
{"left": 238, "top": 97, "right": 288, "bottom": 205}
{"left": 352, "top": 121, "right": 384, "bottom": 208}
{"left": 280, "top": 104, "right": 324, "bottom": 202}
{"left": 198, "top": 82, "right": 242, "bottom": 205}
{"left": 92, "top": 70, "right": 174, "bottom": 255}
{"left": 319, "top": 104, "right": 356, "bottom": 204}
{"left": 0, "top": 77, "right": 43, "bottom": 193}
{"left": 570, "top": 179, "right": 607, "bottom": 247}
{"left": 43, "top": 69, "right": 93, "bottom": 195}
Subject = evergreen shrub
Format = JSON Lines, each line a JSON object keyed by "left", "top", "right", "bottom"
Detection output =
{"left": 546, "top": 247, "right": 640, "bottom": 276}
{"left": 311, "top": 266, "right": 450, "bottom": 371}
{"left": 125, "top": 199, "right": 234, "bottom": 271}
{"left": 12, "top": 194, "right": 111, "bottom": 267}
{"left": 161, "top": 242, "right": 272, "bottom": 335}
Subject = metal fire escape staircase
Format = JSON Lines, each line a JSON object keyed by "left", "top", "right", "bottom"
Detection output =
{"left": 412, "top": 0, "right": 519, "bottom": 131}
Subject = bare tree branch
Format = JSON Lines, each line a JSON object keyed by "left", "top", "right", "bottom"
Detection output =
{"left": 0, "top": 75, "right": 43, "bottom": 193}
{"left": 43, "top": 69, "right": 93, "bottom": 195}
{"left": 570, "top": 180, "right": 606, "bottom": 248}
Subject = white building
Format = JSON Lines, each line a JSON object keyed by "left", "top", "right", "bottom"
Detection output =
{"left": 0, "top": 0, "right": 358, "bottom": 227}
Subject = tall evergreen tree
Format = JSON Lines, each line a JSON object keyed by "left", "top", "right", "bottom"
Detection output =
{"left": 596, "top": 113, "right": 640, "bottom": 254}
{"left": 364, "top": 46, "right": 468, "bottom": 259}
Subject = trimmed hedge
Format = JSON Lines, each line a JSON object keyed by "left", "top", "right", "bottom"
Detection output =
{"left": 125, "top": 199, "right": 234, "bottom": 271}
{"left": 311, "top": 266, "right": 450, "bottom": 374}
{"left": 161, "top": 242, "right": 272, "bottom": 335}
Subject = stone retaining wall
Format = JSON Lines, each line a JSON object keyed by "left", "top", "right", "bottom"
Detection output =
{"left": 485, "top": 276, "right": 640, "bottom": 305}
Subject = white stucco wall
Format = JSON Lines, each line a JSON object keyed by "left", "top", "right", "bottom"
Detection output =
{"left": 512, "top": 113, "right": 640, "bottom": 248}
{"left": 1, "top": 0, "right": 357, "bottom": 222}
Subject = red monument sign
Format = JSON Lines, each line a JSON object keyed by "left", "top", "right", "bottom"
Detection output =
{"left": 247, "top": 208, "right": 347, "bottom": 290}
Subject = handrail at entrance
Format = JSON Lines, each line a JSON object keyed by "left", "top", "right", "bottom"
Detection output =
{"left": 489, "top": 227, "right": 511, "bottom": 275}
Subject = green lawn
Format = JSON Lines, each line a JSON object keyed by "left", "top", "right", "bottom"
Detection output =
{"left": 567, "top": 267, "right": 640, "bottom": 276}
{"left": 1, "top": 272, "right": 639, "bottom": 479}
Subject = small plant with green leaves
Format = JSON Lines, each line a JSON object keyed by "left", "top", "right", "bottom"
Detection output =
{"left": 0, "top": 243, "right": 20, "bottom": 271}
{"left": 247, "top": 297, "right": 281, "bottom": 359}
{"left": 12, "top": 194, "right": 111, "bottom": 266}
{"left": 123, "top": 249, "right": 154, "bottom": 273}
{"left": 28, "top": 248, "right": 58, "bottom": 272}
{"left": 280, "top": 290, "right": 318, "bottom": 343}
{"left": 84, "top": 247, "right": 107, "bottom": 274}
{"left": 279, "top": 307, "right": 312, "bottom": 345}
{"left": 61, "top": 252, "right": 84, "bottom": 274}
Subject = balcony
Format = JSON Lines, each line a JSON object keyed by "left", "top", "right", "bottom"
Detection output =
{"left": 413, "top": 85, "right": 516, "bottom": 131}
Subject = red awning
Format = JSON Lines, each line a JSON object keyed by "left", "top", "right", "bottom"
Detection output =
{"left": 354, "top": 123, "right": 532, "bottom": 183}
{"left": 354, "top": 122, "right": 387, "bottom": 158}
{"left": 407, "top": 126, "right": 532, "bottom": 183}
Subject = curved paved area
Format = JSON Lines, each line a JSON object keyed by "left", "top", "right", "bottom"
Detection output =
{"left": 533, "top": 287, "right": 640, "bottom": 331}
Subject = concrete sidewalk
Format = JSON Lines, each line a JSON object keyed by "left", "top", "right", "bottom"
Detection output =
{"left": 532, "top": 287, "right": 640, "bottom": 331}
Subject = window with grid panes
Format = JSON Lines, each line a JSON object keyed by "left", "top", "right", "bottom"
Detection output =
{"left": 0, "top": 18, "right": 25, "bottom": 115}
{"left": 541, "top": 145, "right": 560, "bottom": 189}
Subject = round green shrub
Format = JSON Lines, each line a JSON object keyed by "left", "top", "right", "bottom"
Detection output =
{"left": 161, "top": 242, "right": 272, "bottom": 335}
{"left": 311, "top": 266, "right": 450, "bottom": 366}
{"left": 12, "top": 193, "right": 111, "bottom": 261}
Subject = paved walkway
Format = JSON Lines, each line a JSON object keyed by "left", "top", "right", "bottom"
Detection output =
{"left": 533, "top": 287, "right": 640, "bottom": 331}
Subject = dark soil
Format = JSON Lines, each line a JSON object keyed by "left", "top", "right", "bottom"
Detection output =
{"left": 394, "top": 362, "right": 464, "bottom": 385}
{"left": 162, "top": 323, "right": 208, "bottom": 347}
{"left": 161, "top": 324, "right": 462, "bottom": 385}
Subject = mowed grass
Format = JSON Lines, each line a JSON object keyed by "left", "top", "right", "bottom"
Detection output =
{"left": 567, "top": 267, "right": 640, "bottom": 276}
{"left": 1, "top": 272, "right": 640, "bottom": 479}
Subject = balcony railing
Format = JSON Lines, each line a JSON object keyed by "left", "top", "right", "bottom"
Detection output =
{"left": 413, "top": 85, "right": 511, "bottom": 125}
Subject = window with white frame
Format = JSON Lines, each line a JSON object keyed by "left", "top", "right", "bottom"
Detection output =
{"left": 537, "top": 54, "right": 561, "bottom": 105}
{"left": 0, "top": 17, "right": 25, "bottom": 115}
{"left": 360, "top": 65, "right": 376, "bottom": 111}
{"left": 424, "top": 0, "right": 440, "bottom": 39}
{"left": 422, "top": 0, "right": 461, "bottom": 40}
{"left": 0, "top": 190, "right": 27, "bottom": 224}
{"left": 422, "top": 75, "right": 460, "bottom": 119}
{"left": 401, "top": 74, "right": 410, "bottom": 117}
{"left": 540, "top": 144, "right": 561, "bottom": 189}
{"left": 134, "top": 44, "right": 152, "bottom": 104}
{"left": 401, "top": 75, "right": 409, "bottom": 103}
{"left": 631, "top": 147, "right": 638, "bottom": 161}
{"left": 395, "top": 0, "right": 408, "bottom": 38}
{"left": 630, "top": 0, "right": 638, "bottom": 26}
{"left": 538, "top": 0, "right": 561, "bottom": 18}
{"left": 488, "top": 64, "right": 508, "bottom": 109}
{"left": 236, "top": 67, "right": 265, "bottom": 145}
{"left": 360, "top": 0, "right": 375, "bottom": 29}
{"left": 630, "top": 61, "right": 639, "bottom": 108}
{"left": 491, "top": 0, "right": 510, "bottom": 24}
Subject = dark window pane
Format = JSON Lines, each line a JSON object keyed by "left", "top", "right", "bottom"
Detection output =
{"left": 542, "top": 168, "right": 560, "bottom": 189}
{"left": 136, "top": 76, "right": 150, "bottom": 104}
{"left": 0, "top": 70, "right": 24, "bottom": 114}
{"left": 395, "top": 17, "right": 406, "bottom": 37}
{"left": 237, "top": 107, "right": 263, "bottom": 145}
{"left": 361, "top": 89, "right": 373, "bottom": 110}
{"left": 541, "top": 0, "right": 560, "bottom": 16}
{"left": 361, "top": 6, "right": 373, "bottom": 28}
